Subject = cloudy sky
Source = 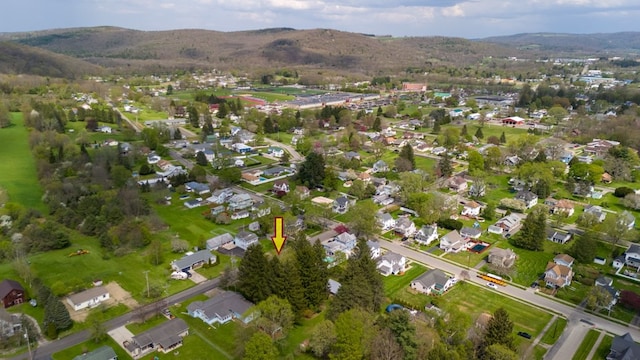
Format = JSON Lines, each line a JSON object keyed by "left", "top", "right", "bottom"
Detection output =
{"left": 3, "top": 0, "right": 639, "bottom": 38}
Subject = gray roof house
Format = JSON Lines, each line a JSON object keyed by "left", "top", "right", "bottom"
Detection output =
{"left": 171, "top": 250, "right": 216, "bottom": 272}
{"left": 0, "top": 308, "right": 21, "bottom": 338}
{"left": 67, "top": 286, "right": 110, "bottom": 311}
{"left": 460, "top": 226, "right": 482, "bottom": 239}
{"left": 415, "top": 224, "right": 438, "bottom": 245}
{"left": 487, "top": 248, "right": 517, "bottom": 268}
{"left": 333, "top": 196, "right": 350, "bottom": 214}
{"left": 72, "top": 346, "right": 118, "bottom": 360}
{"left": 607, "top": 332, "right": 640, "bottom": 360}
{"left": 125, "top": 318, "right": 189, "bottom": 357}
{"left": 206, "top": 233, "right": 234, "bottom": 250}
{"left": 515, "top": 190, "right": 538, "bottom": 209}
{"left": 377, "top": 252, "right": 406, "bottom": 276}
{"left": 234, "top": 231, "right": 259, "bottom": 250}
{"left": 546, "top": 229, "right": 572, "bottom": 244}
{"left": 372, "top": 160, "right": 388, "bottom": 173}
{"left": 584, "top": 205, "right": 607, "bottom": 222}
{"left": 410, "top": 269, "right": 455, "bottom": 295}
{"left": 185, "top": 181, "right": 211, "bottom": 195}
{"left": 228, "top": 193, "right": 254, "bottom": 211}
{"left": 187, "top": 291, "right": 255, "bottom": 325}
{"left": 439, "top": 230, "right": 470, "bottom": 253}
{"left": 328, "top": 279, "right": 342, "bottom": 295}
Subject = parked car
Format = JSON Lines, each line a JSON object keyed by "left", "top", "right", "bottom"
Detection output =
{"left": 518, "top": 331, "right": 532, "bottom": 339}
{"left": 487, "top": 282, "right": 498, "bottom": 289}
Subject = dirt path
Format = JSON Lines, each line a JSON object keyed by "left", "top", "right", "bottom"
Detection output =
{"left": 104, "top": 281, "right": 139, "bottom": 309}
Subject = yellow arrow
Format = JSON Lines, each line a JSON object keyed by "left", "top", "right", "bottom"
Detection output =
{"left": 271, "top": 216, "right": 287, "bottom": 255}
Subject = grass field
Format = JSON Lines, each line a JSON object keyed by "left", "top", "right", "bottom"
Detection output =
{"left": 594, "top": 334, "right": 614, "bottom": 359}
{"left": 540, "top": 317, "right": 567, "bottom": 345}
{"left": 0, "top": 114, "right": 45, "bottom": 211}
{"left": 533, "top": 345, "right": 547, "bottom": 360}
{"left": 572, "top": 329, "right": 600, "bottom": 360}
{"left": 383, "top": 263, "right": 428, "bottom": 299}
{"left": 52, "top": 337, "right": 132, "bottom": 360}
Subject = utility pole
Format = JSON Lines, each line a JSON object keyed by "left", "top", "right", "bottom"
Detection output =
{"left": 24, "top": 329, "right": 32, "bottom": 360}
{"left": 143, "top": 270, "right": 150, "bottom": 298}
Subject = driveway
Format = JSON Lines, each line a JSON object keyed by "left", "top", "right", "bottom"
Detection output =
{"left": 108, "top": 325, "right": 134, "bottom": 352}
{"left": 190, "top": 270, "right": 207, "bottom": 284}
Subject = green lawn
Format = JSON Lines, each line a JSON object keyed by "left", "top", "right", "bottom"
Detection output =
{"left": 594, "top": 335, "right": 614, "bottom": 359}
{"left": 444, "top": 249, "right": 487, "bottom": 269}
{"left": 0, "top": 114, "right": 45, "bottom": 211}
{"left": 540, "top": 317, "right": 567, "bottom": 345}
{"left": 383, "top": 263, "right": 428, "bottom": 298}
{"left": 533, "top": 344, "right": 547, "bottom": 360}
{"left": 52, "top": 337, "right": 132, "bottom": 360}
{"left": 572, "top": 329, "right": 600, "bottom": 360}
{"left": 442, "top": 283, "right": 553, "bottom": 336}
{"left": 245, "top": 91, "right": 295, "bottom": 102}
{"left": 496, "top": 241, "right": 569, "bottom": 286}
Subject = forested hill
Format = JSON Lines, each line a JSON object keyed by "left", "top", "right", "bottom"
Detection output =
{"left": 478, "top": 32, "right": 640, "bottom": 54}
{"left": 0, "top": 41, "right": 102, "bottom": 78}
{"left": 0, "top": 27, "right": 520, "bottom": 74}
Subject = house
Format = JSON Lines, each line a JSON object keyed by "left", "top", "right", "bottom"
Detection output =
{"left": 461, "top": 201, "right": 481, "bottom": 217}
{"left": 228, "top": 194, "right": 254, "bottom": 211}
{"left": 468, "top": 183, "right": 486, "bottom": 197}
{"left": 344, "top": 151, "right": 361, "bottom": 161}
{"left": 410, "top": 269, "right": 455, "bottom": 295}
{"left": 0, "top": 280, "right": 25, "bottom": 308}
{"left": 171, "top": 250, "right": 216, "bottom": 272}
{"left": 504, "top": 155, "right": 521, "bottom": 167}
{"left": 125, "top": 318, "right": 189, "bottom": 357}
{"left": 262, "top": 166, "right": 287, "bottom": 177}
{"left": 377, "top": 213, "right": 396, "bottom": 231}
{"left": 268, "top": 146, "right": 284, "bottom": 158}
{"left": 372, "top": 160, "right": 388, "bottom": 173}
{"left": 607, "top": 332, "right": 640, "bottom": 360}
{"left": 0, "top": 308, "right": 22, "bottom": 338}
{"left": 624, "top": 244, "right": 640, "bottom": 269}
{"left": 501, "top": 116, "right": 525, "bottom": 125}
{"left": 207, "top": 188, "right": 233, "bottom": 204}
{"left": 184, "top": 199, "right": 202, "bottom": 209}
{"left": 373, "top": 194, "right": 394, "bottom": 206}
{"left": 210, "top": 205, "right": 225, "bottom": 216}
{"left": 184, "top": 181, "right": 211, "bottom": 195}
{"left": 334, "top": 232, "right": 357, "bottom": 253}
{"left": 206, "top": 233, "right": 234, "bottom": 250}
{"left": 394, "top": 217, "right": 417, "bottom": 237}
{"left": 613, "top": 255, "right": 626, "bottom": 269}
{"left": 554, "top": 254, "right": 575, "bottom": 268}
{"left": 72, "top": 346, "right": 118, "bottom": 360}
{"left": 620, "top": 211, "right": 636, "bottom": 229}
{"left": 295, "top": 186, "right": 310, "bottom": 199}
{"left": 67, "top": 286, "right": 110, "bottom": 311}
{"left": 234, "top": 231, "right": 259, "bottom": 250}
{"left": 515, "top": 191, "right": 538, "bottom": 209}
{"left": 272, "top": 180, "right": 290, "bottom": 194}
{"left": 448, "top": 176, "right": 468, "bottom": 192}
{"left": 415, "top": 224, "right": 438, "bottom": 245}
{"left": 460, "top": 227, "right": 482, "bottom": 239}
{"left": 487, "top": 248, "right": 517, "bottom": 268}
{"left": 489, "top": 214, "right": 522, "bottom": 235}
{"left": 187, "top": 291, "right": 255, "bottom": 325}
{"left": 333, "top": 196, "right": 350, "bottom": 214}
{"left": 231, "top": 210, "right": 250, "bottom": 220}
{"left": 584, "top": 205, "right": 607, "bottom": 222}
{"left": 376, "top": 252, "right": 406, "bottom": 276}
{"left": 544, "top": 262, "right": 573, "bottom": 288}
{"left": 595, "top": 276, "right": 620, "bottom": 310}
{"left": 367, "top": 240, "right": 381, "bottom": 259}
{"left": 584, "top": 139, "right": 620, "bottom": 158}
{"left": 439, "top": 230, "right": 470, "bottom": 253}
{"left": 358, "top": 172, "right": 371, "bottom": 183}
{"left": 328, "top": 279, "right": 341, "bottom": 295}
{"left": 547, "top": 229, "right": 572, "bottom": 244}
{"left": 544, "top": 198, "right": 575, "bottom": 216}
{"left": 602, "top": 172, "right": 613, "bottom": 184}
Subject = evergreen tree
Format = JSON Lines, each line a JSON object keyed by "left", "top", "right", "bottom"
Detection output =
{"left": 195, "top": 151, "right": 208, "bottom": 166}
{"left": 500, "top": 131, "right": 506, "bottom": 143}
{"left": 398, "top": 144, "right": 415, "bottom": 170}
{"left": 377, "top": 106, "right": 383, "bottom": 116}
{"left": 328, "top": 240, "right": 383, "bottom": 320}
{"left": 297, "top": 152, "right": 326, "bottom": 188}
{"left": 433, "top": 121, "right": 441, "bottom": 134}
{"left": 438, "top": 153, "right": 453, "bottom": 178}
{"left": 237, "top": 244, "right": 272, "bottom": 303}
{"left": 43, "top": 295, "right": 73, "bottom": 333}
{"left": 217, "top": 102, "right": 229, "bottom": 119}
{"left": 373, "top": 117, "right": 382, "bottom": 132}
{"left": 461, "top": 124, "right": 468, "bottom": 136}
{"left": 263, "top": 116, "right": 275, "bottom": 134}
{"left": 569, "top": 231, "right": 598, "bottom": 263}
{"left": 282, "top": 261, "right": 307, "bottom": 315}
{"left": 481, "top": 308, "right": 515, "bottom": 356}
{"left": 385, "top": 310, "right": 418, "bottom": 360}
{"left": 187, "top": 105, "right": 199, "bottom": 128}
{"left": 482, "top": 202, "right": 496, "bottom": 221}
{"left": 475, "top": 127, "right": 484, "bottom": 139}
{"left": 512, "top": 205, "right": 546, "bottom": 251}
{"left": 292, "top": 238, "right": 328, "bottom": 310}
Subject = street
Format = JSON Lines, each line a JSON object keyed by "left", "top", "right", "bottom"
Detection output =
{"left": 379, "top": 241, "right": 640, "bottom": 359}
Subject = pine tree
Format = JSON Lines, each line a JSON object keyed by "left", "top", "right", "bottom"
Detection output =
{"left": 433, "top": 121, "right": 441, "bottom": 134}
{"left": 217, "top": 102, "right": 229, "bottom": 119}
{"left": 195, "top": 151, "right": 208, "bottom": 166}
{"left": 292, "top": 238, "right": 328, "bottom": 310}
{"left": 263, "top": 116, "right": 275, "bottom": 134}
{"left": 438, "top": 153, "right": 453, "bottom": 178}
{"left": 188, "top": 105, "right": 199, "bottom": 128}
{"left": 482, "top": 308, "right": 515, "bottom": 354}
{"left": 461, "top": 124, "right": 468, "bottom": 136}
{"left": 44, "top": 295, "right": 72, "bottom": 333}
{"left": 475, "top": 127, "right": 484, "bottom": 139}
{"left": 373, "top": 117, "right": 382, "bottom": 132}
{"left": 237, "top": 244, "right": 273, "bottom": 303}
{"left": 500, "top": 131, "right": 506, "bottom": 143}
{"left": 513, "top": 205, "right": 546, "bottom": 251}
{"left": 398, "top": 144, "right": 415, "bottom": 170}
{"left": 297, "top": 152, "right": 326, "bottom": 188}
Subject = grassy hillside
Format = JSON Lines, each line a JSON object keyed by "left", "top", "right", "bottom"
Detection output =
{"left": 0, "top": 41, "right": 102, "bottom": 78}
{"left": 0, "top": 113, "right": 45, "bottom": 212}
{"left": 479, "top": 32, "right": 640, "bottom": 54}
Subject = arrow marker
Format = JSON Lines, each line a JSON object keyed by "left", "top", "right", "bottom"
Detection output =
{"left": 271, "top": 216, "right": 287, "bottom": 255}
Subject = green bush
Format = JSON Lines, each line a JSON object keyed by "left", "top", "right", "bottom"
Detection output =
{"left": 437, "top": 218, "right": 463, "bottom": 231}
{"left": 614, "top": 187, "right": 634, "bottom": 198}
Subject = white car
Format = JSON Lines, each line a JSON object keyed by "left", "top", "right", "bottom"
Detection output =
{"left": 487, "top": 282, "right": 498, "bottom": 289}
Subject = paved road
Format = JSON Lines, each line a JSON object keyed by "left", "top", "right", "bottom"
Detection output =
{"left": 264, "top": 137, "right": 303, "bottom": 162}
{"left": 14, "top": 278, "right": 220, "bottom": 360}
{"left": 379, "top": 241, "right": 640, "bottom": 355}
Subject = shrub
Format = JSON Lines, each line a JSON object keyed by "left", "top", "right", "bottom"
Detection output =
{"left": 437, "top": 218, "right": 463, "bottom": 231}
{"left": 614, "top": 186, "right": 634, "bottom": 198}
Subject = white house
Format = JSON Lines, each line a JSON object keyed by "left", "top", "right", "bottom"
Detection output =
{"left": 515, "top": 191, "right": 538, "bottom": 209}
{"left": 376, "top": 252, "right": 406, "bottom": 276}
{"left": 410, "top": 269, "right": 455, "bottom": 295}
{"left": 367, "top": 240, "right": 381, "bottom": 259}
{"left": 67, "top": 286, "right": 110, "bottom": 311}
{"left": 377, "top": 213, "right": 396, "bottom": 231}
{"left": 439, "top": 230, "right": 470, "bottom": 253}
{"left": 460, "top": 227, "right": 482, "bottom": 239}
{"left": 414, "top": 224, "right": 438, "bottom": 245}
{"left": 234, "top": 231, "right": 259, "bottom": 250}
{"left": 272, "top": 180, "right": 290, "bottom": 194}
{"left": 461, "top": 201, "right": 481, "bottom": 217}
{"left": 394, "top": 217, "right": 417, "bottom": 237}
{"left": 625, "top": 244, "right": 640, "bottom": 269}
{"left": 372, "top": 160, "right": 388, "bottom": 173}
{"left": 186, "top": 291, "right": 255, "bottom": 326}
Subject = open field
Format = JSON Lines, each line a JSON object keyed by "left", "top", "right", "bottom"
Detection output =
{"left": 594, "top": 334, "right": 614, "bottom": 359}
{"left": 52, "top": 337, "right": 132, "bottom": 360}
{"left": 383, "top": 263, "right": 428, "bottom": 299}
{"left": 0, "top": 114, "right": 45, "bottom": 211}
{"left": 540, "top": 317, "right": 567, "bottom": 345}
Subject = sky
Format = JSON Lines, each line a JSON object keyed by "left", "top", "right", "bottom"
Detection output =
{"left": 2, "top": 0, "right": 640, "bottom": 38}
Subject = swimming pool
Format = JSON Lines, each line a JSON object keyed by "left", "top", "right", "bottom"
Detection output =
{"left": 469, "top": 243, "right": 489, "bottom": 253}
